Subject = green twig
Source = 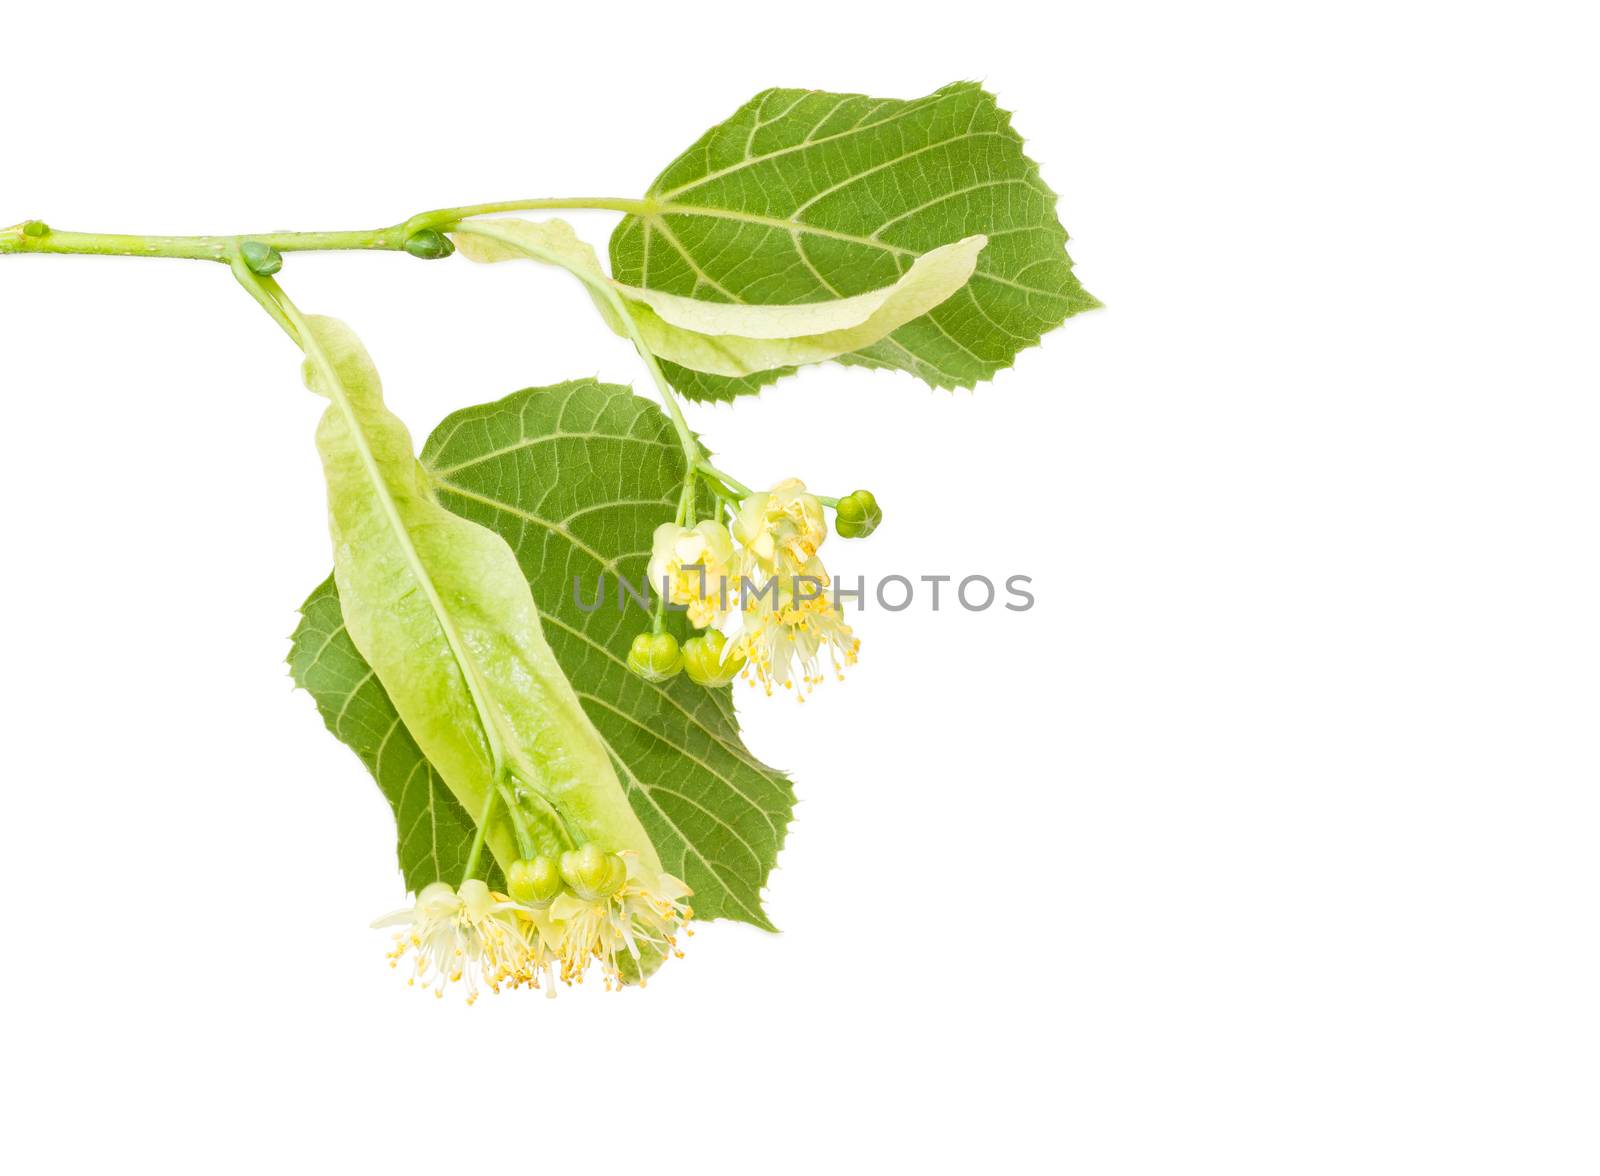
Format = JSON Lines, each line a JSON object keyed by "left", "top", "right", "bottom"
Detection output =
{"left": 1, "top": 196, "right": 654, "bottom": 262}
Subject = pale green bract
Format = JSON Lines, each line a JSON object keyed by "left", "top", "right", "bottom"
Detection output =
{"left": 302, "top": 316, "right": 662, "bottom": 880}
{"left": 620, "top": 238, "right": 985, "bottom": 338}
{"left": 291, "top": 376, "right": 794, "bottom": 928}
{"left": 452, "top": 218, "right": 988, "bottom": 378}
{"left": 610, "top": 81, "right": 1099, "bottom": 400}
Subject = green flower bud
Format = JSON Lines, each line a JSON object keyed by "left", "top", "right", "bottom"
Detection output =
{"left": 239, "top": 240, "right": 283, "bottom": 277}
{"left": 834, "top": 489, "right": 882, "bottom": 538}
{"left": 682, "top": 630, "right": 747, "bottom": 687}
{"left": 507, "top": 855, "right": 565, "bottom": 907}
{"left": 21, "top": 220, "right": 49, "bottom": 238}
{"left": 559, "top": 843, "right": 628, "bottom": 900}
{"left": 404, "top": 229, "right": 455, "bottom": 260}
{"left": 627, "top": 631, "right": 683, "bottom": 682}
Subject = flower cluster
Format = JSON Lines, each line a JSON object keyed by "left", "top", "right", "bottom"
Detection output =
{"left": 373, "top": 879, "right": 544, "bottom": 1002}
{"left": 639, "top": 477, "right": 865, "bottom": 698}
{"left": 374, "top": 849, "right": 692, "bottom": 1001}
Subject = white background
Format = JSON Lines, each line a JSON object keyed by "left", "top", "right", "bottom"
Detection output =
{"left": 1, "top": 2, "right": 1595, "bottom": 1172}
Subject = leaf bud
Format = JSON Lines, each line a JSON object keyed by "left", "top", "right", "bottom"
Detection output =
{"left": 507, "top": 855, "right": 565, "bottom": 907}
{"left": 834, "top": 489, "right": 882, "bottom": 538}
{"left": 682, "top": 630, "right": 747, "bottom": 687}
{"left": 404, "top": 229, "right": 455, "bottom": 260}
{"left": 21, "top": 220, "right": 49, "bottom": 238}
{"left": 239, "top": 240, "right": 283, "bottom": 276}
{"left": 627, "top": 631, "right": 683, "bottom": 682}
{"left": 559, "top": 843, "right": 628, "bottom": 900}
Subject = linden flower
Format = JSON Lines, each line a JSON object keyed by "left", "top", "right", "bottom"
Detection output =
{"left": 548, "top": 852, "right": 693, "bottom": 991}
{"left": 732, "top": 477, "right": 828, "bottom": 579}
{"left": 730, "top": 556, "right": 859, "bottom": 697}
{"left": 649, "top": 519, "right": 736, "bottom": 628}
{"left": 373, "top": 879, "right": 548, "bottom": 1003}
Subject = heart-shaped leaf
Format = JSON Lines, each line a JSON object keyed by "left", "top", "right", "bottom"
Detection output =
{"left": 609, "top": 81, "right": 1099, "bottom": 400}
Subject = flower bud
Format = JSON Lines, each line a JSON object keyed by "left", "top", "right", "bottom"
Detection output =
{"left": 239, "top": 240, "right": 283, "bottom": 276}
{"left": 682, "top": 630, "right": 747, "bottom": 687}
{"left": 627, "top": 631, "right": 683, "bottom": 682}
{"left": 404, "top": 229, "right": 456, "bottom": 260}
{"left": 507, "top": 855, "right": 564, "bottom": 907}
{"left": 559, "top": 843, "right": 628, "bottom": 900}
{"left": 457, "top": 878, "right": 497, "bottom": 919}
{"left": 834, "top": 489, "right": 881, "bottom": 538}
{"left": 414, "top": 880, "right": 462, "bottom": 920}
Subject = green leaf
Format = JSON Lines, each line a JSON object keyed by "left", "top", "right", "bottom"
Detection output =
{"left": 610, "top": 81, "right": 1099, "bottom": 399}
{"left": 657, "top": 360, "right": 795, "bottom": 405}
{"left": 289, "top": 576, "right": 502, "bottom": 894}
{"left": 301, "top": 316, "right": 666, "bottom": 881}
{"left": 453, "top": 218, "right": 988, "bottom": 378}
{"left": 291, "top": 376, "right": 793, "bottom": 928}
